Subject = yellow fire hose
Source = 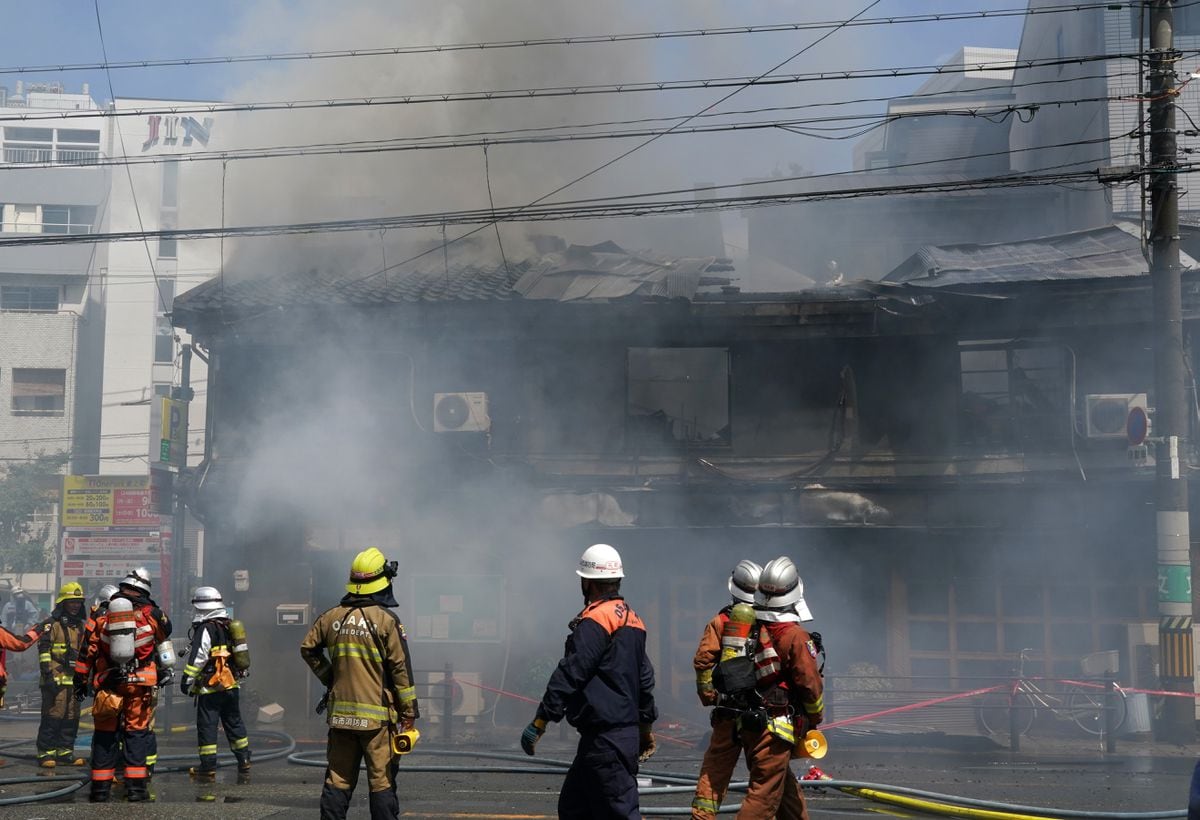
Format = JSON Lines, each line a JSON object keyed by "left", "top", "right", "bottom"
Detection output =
{"left": 842, "top": 785, "right": 1073, "bottom": 820}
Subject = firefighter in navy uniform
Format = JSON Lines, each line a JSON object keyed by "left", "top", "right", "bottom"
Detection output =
{"left": 690, "top": 560, "right": 762, "bottom": 819}
{"left": 182, "top": 586, "right": 251, "bottom": 778}
{"left": 520, "top": 543, "right": 658, "bottom": 820}
{"left": 738, "top": 556, "right": 824, "bottom": 820}
{"left": 35, "top": 582, "right": 88, "bottom": 768}
{"left": 301, "top": 547, "right": 418, "bottom": 820}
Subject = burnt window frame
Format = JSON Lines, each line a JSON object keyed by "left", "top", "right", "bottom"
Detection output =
{"left": 624, "top": 346, "right": 732, "bottom": 451}
{"left": 957, "top": 340, "right": 1070, "bottom": 451}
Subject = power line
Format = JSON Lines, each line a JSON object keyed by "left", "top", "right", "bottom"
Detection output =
{"left": 0, "top": 51, "right": 1177, "bottom": 124}
{"left": 0, "top": 68, "right": 1139, "bottom": 174}
{"left": 93, "top": 0, "right": 169, "bottom": 317}
{"left": 0, "top": 2, "right": 1160, "bottom": 77}
{"left": 0, "top": 130, "right": 1144, "bottom": 249}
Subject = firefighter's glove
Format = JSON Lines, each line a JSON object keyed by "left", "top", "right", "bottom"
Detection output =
{"left": 696, "top": 682, "right": 718, "bottom": 707}
{"left": 39, "top": 669, "right": 53, "bottom": 689}
{"left": 158, "top": 667, "right": 174, "bottom": 690}
{"left": 637, "top": 724, "right": 657, "bottom": 763}
{"left": 180, "top": 676, "right": 193, "bottom": 697}
{"left": 73, "top": 683, "right": 88, "bottom": 703}
{"left": 399, "top": 716, "right": 416, "bottom": 732}
{"left": 520, "top": 718, "right": 547, "bottom": 756}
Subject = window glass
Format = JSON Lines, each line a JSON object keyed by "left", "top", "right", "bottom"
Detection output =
{"left": 1, "top": 285, "right": 58, "bottom": 312}
{"left": 41, "top": 206, "right": 70, "bottom": 234}
{"left": 158, "top": 211, "right": 177, "bottom": 259}
{"left": 55, "top": 129, "right": 100, "bottom": 144}
{"left": 154, "top": 317, "right": 175, "bottom": 364}
{"left": 11, "top": 368, "right": 65, "bottom": 413}
{"left": 162, "top": 161, "right": 179, "bottom": 208}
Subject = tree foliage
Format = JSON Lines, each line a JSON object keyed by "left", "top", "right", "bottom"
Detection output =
{"left": 0, "top": 453, "right": 68, "bottom": 573}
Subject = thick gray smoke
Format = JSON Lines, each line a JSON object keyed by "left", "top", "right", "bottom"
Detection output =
{"left": 202, "top": 2, "right": 904, "bottom": 726}
{"left": 215, "top": 1, "right": 876, "bottom": 278}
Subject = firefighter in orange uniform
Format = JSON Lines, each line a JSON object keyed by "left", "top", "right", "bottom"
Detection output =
{"left": 737, "top": 556, "right": 824, "bottom": 819}
{"left": 0, "top": 622, "right": 41, "bottom": 705}
{"left": 690, "top": 560, "right": 762, "bottom": 819}
{"left": 73, "top": 569, "right": 171, "bottom": 803}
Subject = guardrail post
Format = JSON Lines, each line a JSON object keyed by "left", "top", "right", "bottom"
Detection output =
{"left": 1104, "top": 674, "right": 1118, "bottom": 753}
{"left": 1008, "top": 689, "right": 1020, "bottom": 753}
{"left": 443, "top": 662, "right": 454, "bottom": 743}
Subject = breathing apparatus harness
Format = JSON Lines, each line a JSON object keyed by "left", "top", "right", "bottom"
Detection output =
{"left": 711, "top": 621, "right": 827, "bottom": 737}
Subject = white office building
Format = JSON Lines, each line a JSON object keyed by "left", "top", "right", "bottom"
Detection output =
{"left": 99, "top": 100, "right": 223, "bottom": 473}
{"left": 1011, "top": 1, "right": 1200, "bottom": 218}
{"left": 0, "top": 82, "right": 110, "bottom": 474}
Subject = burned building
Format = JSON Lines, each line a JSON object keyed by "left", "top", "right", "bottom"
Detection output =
{"left": 172, "top": 233, "right": 1191, "bottom": 722}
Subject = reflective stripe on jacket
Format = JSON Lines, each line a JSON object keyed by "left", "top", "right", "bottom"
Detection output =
{"left": 183, "top": 620, "right": 238, "bottom": 695}
{"left": 300, "top": 601, "right": 418, "bottom": 730}
{"left": 37, "top": 610, "right": 85, "bottom": 686}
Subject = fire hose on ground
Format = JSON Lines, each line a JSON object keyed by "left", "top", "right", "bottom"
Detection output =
{"left": 286, "top": 747, "right": 1189, "bottom": 818}
{"left": 0, "top": 729, "right": 296, "bottom": 806}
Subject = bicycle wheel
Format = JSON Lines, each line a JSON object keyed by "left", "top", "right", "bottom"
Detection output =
{"left": 1064, "top": 685, "right": 1127, "bottom": 735}
{"left": 975, "top": 690, "right": 1036, "bottom": 737}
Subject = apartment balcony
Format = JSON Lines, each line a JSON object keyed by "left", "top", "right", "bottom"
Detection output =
{"left": 2, "top": 146, "right": 101, "bottom": 165}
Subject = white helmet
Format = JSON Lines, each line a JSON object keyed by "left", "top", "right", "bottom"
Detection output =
{"left": 728, "top": 559, "right": 763, "bottom": 604}
{"left": 755, "top": 556, "right": 813, "bottom": 621}
{"left": 191, "top": 586, "right": 224, "bottom": 612}
{"left": 9, "top": 585, "right": 23, "bottom": 596}
{"left": 93, "top": 584, "right": 119, "bottom": 609}
{"left": 577, "top": 544, "right": 624, "bottom": 579}
{"left": 120, "top": 566, "right": 152, "bottom": 595}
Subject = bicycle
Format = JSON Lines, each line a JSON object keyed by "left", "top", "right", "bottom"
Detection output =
{"left": 975, "top": 649, "right": 1128, "bottom": 737}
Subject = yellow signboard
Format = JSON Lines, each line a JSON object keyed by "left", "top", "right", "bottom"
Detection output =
{"left": 61, "top": 475, "right": 157, "bottom": 529}
{"left": 150, "top": 397, "right": 188, "bottom": 470}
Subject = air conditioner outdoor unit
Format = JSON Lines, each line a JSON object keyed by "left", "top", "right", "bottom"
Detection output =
{"left": 433, "top": 392, "right": 490, "bottom": 433}
{"left": 424, "top": 671, "right": 485, "bottom": 720}
{"left": 1084, "top": 393, "right": 1148, "bottom": 439}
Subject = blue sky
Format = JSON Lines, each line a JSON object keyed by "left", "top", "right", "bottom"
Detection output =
{"left": 0, "top": 2, "right": 1026, "bottom": 105}
{"left": 0, "top": 1, "right": 1032, "bottom": 204}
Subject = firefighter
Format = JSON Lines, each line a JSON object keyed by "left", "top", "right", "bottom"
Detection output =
{"left": 737, "top": 556, "right": 823, "bottom": 820}
{"left": 690, "top": 559, "right": 762, "bottom": 819}
{"left": 35, "top": 582, "right": 88, "bottom": 768}
{"left": 301, "top": 547, "right": 418, "bottom": 820}
{"left": 520, "top": 543, "right": 658, "bottom": 820}
{"left": 73, "top": 568, "right": 171, "bottom": 803}
{"left": 182, "top": 586, "right": 250, "bottom": 778}
{"left": 0, "top": 622, "right": 42, "bottom": 707}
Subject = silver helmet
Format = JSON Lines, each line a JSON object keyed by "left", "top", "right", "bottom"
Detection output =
{"left": 191, "top": 585, "right": 227, "bottom": 621}
{"left": 754, "top": 556, "right": 813, "bottom": 621}
{"left": 191, "top": 586, "right": 224, "bottom": 612}
{"left": 727, "top": 560, "right": 763, "bottom": 604}
{"left": 92, "top": 584, "right": 119, "bottom": 609}
{"left": 120, "top": 566, "right": 152, "bottom": 595}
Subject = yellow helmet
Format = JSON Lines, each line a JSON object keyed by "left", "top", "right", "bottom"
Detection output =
{"left": 347, "top": 547, "right": 395, "bottom": 595}
{"left": 56, "top": 581, "right": 84, "bottom": 604}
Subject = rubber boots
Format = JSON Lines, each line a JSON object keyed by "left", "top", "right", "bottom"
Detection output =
{"left": 126, "top": 777, "right": 151, "bottom": 802}
{"left": 319, "top": 784, "right": 352, "bottom": 819}
{"left": 89, "top": 781, "right": 112, "bottom": 803}
{"left": 368, "top": 788, "right": 400, "bottom": 820}
{"left": 236, "top": 748, "right": 252, "bottom": 774}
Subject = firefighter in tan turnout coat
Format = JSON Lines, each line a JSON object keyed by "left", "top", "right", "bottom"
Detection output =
{"left": 301, "top": 547, "right": 419, "bottom": 820}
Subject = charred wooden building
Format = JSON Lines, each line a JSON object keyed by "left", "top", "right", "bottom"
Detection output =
{"left": 172, "top": 231, "right": 1197, "bottom": 719}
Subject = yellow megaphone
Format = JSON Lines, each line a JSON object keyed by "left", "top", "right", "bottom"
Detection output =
{"left": 798, "top": 729, "right": 827, "bottom": 759}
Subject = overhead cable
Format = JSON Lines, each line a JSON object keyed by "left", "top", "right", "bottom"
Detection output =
{"left": 0, "top": 51, "right": 1179, "bottom": 124}
{"left": 0, "top": 2, "right": 1165, "bottom": 77}
{"left": 0, "top": 158, "right": 1156, "bottom": 249}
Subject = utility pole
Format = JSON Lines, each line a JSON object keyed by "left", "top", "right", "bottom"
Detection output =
{"left": 163, "top": 343, "right": 193, "bottom": 735}
{"left": 1148, "top": 0, "right": 1195, "bottom": 739}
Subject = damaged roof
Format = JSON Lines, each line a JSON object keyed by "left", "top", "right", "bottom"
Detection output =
{"left": 882, "top": 225, "right": 1194, "bottom": 287}
{"left": 172, "top": 241, "right": 732, "bottom": 316}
